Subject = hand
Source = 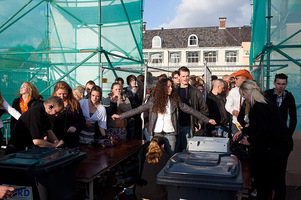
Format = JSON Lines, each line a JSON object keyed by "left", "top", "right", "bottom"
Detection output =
{"left": 0, "top": 185, "right": 15, "bottom": 199}
{"left": 111, "top": 95, "right": 119, "bottom": 103}
{"left": 55, "top": 140, "right": 64, "bottom": 148}
{"left": 233, "top": 131, "right": 242, "bottom": 142}
{"left": 85, "top": 122, "right": 91, "bottom": 128}
{"left": 232, "top": 110, "right": 239, "bottom": 117}
{"left": 195, "top": 124, "right": 201, "bottom": 132}
{"left": 67, "top": 126, "right": 76, "bottom": 133}
{"left": 208, "top": 119, "right": 216, "bottom": 125}
{"left": 111, "top": 114, "right": 120, "bottom": 120}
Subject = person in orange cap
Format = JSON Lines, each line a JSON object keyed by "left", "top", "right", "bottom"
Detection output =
{"left": 225, "top": 69, "right": 253, "bottom": 135}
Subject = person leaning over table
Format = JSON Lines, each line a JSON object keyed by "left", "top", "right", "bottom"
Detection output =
{"left": 5, "top": 96, "right": 65, "bottom": 155}
{"left": 112, "top": 78, "right": 216, "bottom": 156}
{"left": 233, "top": 80, "right": 293, "bottom": 200}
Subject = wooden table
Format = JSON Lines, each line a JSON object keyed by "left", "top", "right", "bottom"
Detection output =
{"left": 77, "top": 139, "right": 149, "bottom": 200}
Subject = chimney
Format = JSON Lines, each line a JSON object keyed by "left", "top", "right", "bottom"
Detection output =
{"left": 143, "top": 22, "right": 146, "bottom": 33}
{"left": 219, "top": 17, "right": 226, "bottom": 29}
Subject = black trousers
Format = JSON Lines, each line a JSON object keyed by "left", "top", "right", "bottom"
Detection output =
{"left": 251, "top": 147, "right": 290, "bottom": 200}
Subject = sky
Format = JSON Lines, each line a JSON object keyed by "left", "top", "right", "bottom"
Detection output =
{"left": 143, "top": 0, "right": 252, "bottom": 30}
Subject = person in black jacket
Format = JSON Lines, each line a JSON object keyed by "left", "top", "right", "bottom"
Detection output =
{"left": 264, "top": 73, "right": 297, "bottom": 136}
{"left": 135, "top": 135, "right": 170, "bottom": 200}
{"left": 206, "top": 79, "right": 229, "bottom": 137}
{"left": 233, "top": 80, "right": 293, "bottom": 200}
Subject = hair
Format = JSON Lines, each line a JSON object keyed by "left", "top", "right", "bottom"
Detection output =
{"left": 90, "top": 85, "right": 102, "bottom": 100}
{"left": 146, "top": 136, "right": 165, "bottom": 164}
{"left": 171, "top": 70, "right": 179, "bottom": 78}
{"left": 212, "top": 79, "right": 225, "bottom": 89}
{"left": 137, "top": 75, "right": 144, "bottom": 82}
{"left": 73, "top": 86, "right": 85, "bottom": 101}
{"left": 115, "top": 77, "right": 124, "bottom": 85}
{"left": 20, "top": 82, "right": 40, "bottom": 100}
{"left": 52, "top": 81, "right": 79, "bottom": 112}
{"left": 178, "top": 66, "right": 190, "bottom": 75}
{"left": 239, "top": 80, "right": 267, "bottom": 115}
{"left": 0, "top": 90, "right": 3, "bottom": 107}
{"left": 274, "top": 73, "right": 288, "bottom": 82}
{"left": 111, "top": 82, "right": 121, "bottom": 90}
{"left": 152, "top": 78, "right": 180, "bottom": 114}
{"left": 211, "top": 75, "right": 218, "bottom": 81}
{"left": 158, "top": 74, "right": 167, "bottom": 81}
{"left": 44, "top": 96, "right": 64, "bottom": 109}
{"left": 85, "top": 80, "right": 96, "bottom": 87}
{"left": 126, "top": 75, "right": 137, "bottom": 86}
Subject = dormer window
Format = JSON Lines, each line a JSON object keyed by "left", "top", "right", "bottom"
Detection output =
{"left": 188, "top": 34, "right": 198, "bottom": 47}
{"left": 152, "top": 36, "right": 162, "bottom": 48}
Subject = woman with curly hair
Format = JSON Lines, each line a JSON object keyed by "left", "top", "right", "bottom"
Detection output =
{"left": 10, "top": 82, "right": 41, "bottom": 131}
{"left": 51, "top": 81, "right": 85, "bottom": 148}
{"left": 135, "top": 135, "right": 169, "bottom": 200}
{"left": 112, "top": 78, "right": 216, "bottom": 156}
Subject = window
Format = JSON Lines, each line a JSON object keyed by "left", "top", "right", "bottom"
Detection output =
{"left": 204, "top": 51, "right": 217, "bottom": 63}
{"left": 143, "top": 53, "right": 149, "bottom": 64}
{"left": 188, "top": 34, "right": 198, "bottom": 46}
{"left": 226, "top": 51, "right": 238, "bottom": 63}
{"left": 187, "top": 52, "right": 199, "bottom": 63}
{"left": 169, "top": 52, "right": 180, "bottom": 64}
{"left": 150, "top": 53, "right": 162, "bottom": 64}
{"left": 152, "top": 36, "right": 162, "bottom": 48}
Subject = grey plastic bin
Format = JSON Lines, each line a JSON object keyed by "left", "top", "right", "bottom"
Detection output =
{"left": 156, "top": 152, "right": 243, "bottom": 200}
{"left": 0, "top": 147, "right": 86, "bottom": 200}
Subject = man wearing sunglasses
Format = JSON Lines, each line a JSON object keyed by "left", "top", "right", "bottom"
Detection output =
{"left": 225, "top": 69, "right": 253, "bottom": 135}
{"left": 5, "top": 96, "right": 64, "bottom": 154}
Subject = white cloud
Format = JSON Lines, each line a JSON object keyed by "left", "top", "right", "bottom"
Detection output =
{"left": 158, "top": 0, "right": 251, "bottom": 29}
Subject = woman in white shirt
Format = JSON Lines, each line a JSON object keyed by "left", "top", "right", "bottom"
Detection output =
{"left": 79, "top": 86, "right": 107, "bottom": 145}
{"left": 0, "top": 90, "right": 21, "bottom": 145}
{"left": 112, "top": 78, "right": 216, "bottom": 156}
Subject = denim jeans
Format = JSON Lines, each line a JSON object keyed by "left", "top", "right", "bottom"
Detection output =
{"left": 175, "top": 126, "right": 191, "bottom": 153}
{"left": 154, "top": 132, "right": 176, "bottom": 156}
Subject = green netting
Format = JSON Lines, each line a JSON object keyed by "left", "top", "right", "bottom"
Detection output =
{"left": 250, "top": 0, "right": 301, "bottom": 131}
{"left": 0, "top": 0, "right": 144, "bottom": 104}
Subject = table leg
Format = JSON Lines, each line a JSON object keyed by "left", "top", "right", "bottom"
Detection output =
{"left": 89, "top": 181, "right": 93, "bottom": 200}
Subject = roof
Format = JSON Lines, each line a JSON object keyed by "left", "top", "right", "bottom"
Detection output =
{"left": 142, "top": 26, "right": 251, "bottom": 49}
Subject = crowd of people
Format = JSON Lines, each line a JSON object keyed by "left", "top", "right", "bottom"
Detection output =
{"left": 0, "top": 66, "right": 297, "bottom": 200}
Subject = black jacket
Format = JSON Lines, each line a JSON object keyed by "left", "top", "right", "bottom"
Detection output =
{"left": 243, "top": 100, "right": 293, "bottom": 152}
{"left": 264, "top": 89, "right": 297, "bottom": 135}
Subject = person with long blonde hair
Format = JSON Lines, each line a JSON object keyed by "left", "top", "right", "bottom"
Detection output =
{"left": 51, "top": 81, "right": 85, "bottom": 148}
{"left": 10, "top": 82, "right": 41, "bottom": 131}
{"left": 135, "top": 136, "right": 169, "bottom": 200}
{"left": 112, "top": 78, "right": 216, "bottom": 156}
{"left": 233, "top": 80, "right": 293, "bottom": 200}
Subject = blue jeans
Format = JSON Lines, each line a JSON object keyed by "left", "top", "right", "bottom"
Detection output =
{"left": 154, "top": 132, "right": 176, "bottom": 156}
{"left": 175, "top": 126, "right": 191, "bottom": 153}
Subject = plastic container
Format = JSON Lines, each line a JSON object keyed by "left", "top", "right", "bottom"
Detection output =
{"left": 0, "top": 147, "right": 86, "bottom": 200}
{"left": 188, "top": 136, "right": 230, "bottom": 152}
{"left": 156, "top": 152, "right": 242, "bottom": 200}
